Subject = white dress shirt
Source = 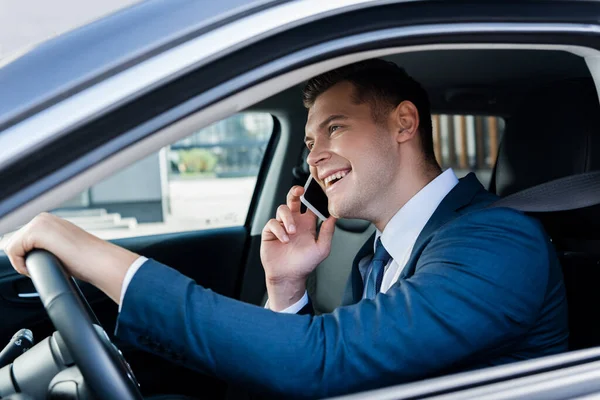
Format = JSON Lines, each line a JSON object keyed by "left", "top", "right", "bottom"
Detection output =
{"left": 371, "top": 168, "right": 459, "bottom": 295}
{"left": 120, "top": 169, "right": 459, "bottom": 313}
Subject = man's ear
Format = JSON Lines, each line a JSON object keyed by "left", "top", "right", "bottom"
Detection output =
{"left": 393, "top": 100, "right": 420, "bottom": 144}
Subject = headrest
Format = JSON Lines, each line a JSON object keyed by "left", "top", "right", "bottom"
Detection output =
{"left": 494, "top": 79, "right": 600, "bottom": 197}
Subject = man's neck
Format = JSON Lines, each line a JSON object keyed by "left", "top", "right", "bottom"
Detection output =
{"left": 372, "top": 166, "right": 442, "bottom": 232}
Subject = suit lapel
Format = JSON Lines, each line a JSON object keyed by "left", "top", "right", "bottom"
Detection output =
{"left": 399, "top": 173, "right": 483, "bottom": 279}
{"left": 343, "top": 231, "right": 376, "bottom": 305}
{"left": 342, "top": 173, "right": 484, "bottom": 305}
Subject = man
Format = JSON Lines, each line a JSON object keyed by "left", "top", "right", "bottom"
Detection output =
{"left": 4, "top": 59, "right": 568, "bottom": 399}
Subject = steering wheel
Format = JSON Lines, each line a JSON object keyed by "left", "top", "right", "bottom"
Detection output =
{"left": 25, "top": 250, "right": 143, "bottom": 400}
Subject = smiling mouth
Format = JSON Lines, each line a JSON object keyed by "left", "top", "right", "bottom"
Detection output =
{"left": 324, "top": 170, "right": 351, "bottom": 189}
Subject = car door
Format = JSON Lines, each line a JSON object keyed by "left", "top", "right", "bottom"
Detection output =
{"left": 0, "top": 111, "right": 279, "bottom": 397}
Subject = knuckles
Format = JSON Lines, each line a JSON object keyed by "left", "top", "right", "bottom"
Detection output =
{"left": 25, "top": 213, "right": 52, "bottom": 233}
{"left": 262, "top": 219, "right": 279, "bottom": 232}
{"left": 31, "top": 212, "right": 52, "bottom": 228}
{"left": 276, "top": 205, "right": 290, "bottom": 215}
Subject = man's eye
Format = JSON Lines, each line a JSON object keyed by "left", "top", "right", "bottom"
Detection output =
{"left": 307, "top": 142, "right": 314, "bottom": 150}
{"left": 329, "top": 125, "right": 340, "bottom": 134}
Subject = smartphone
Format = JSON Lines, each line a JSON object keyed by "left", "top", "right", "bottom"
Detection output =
{"left": 300, "top": 175, "right": 330, "bottom": 222}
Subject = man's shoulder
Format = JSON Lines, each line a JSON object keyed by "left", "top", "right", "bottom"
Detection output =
{"left": 453, "top": 204, "right": 544, "bottom": 234}
{"left": 450, "top": 183, "right": 546, "bottom": 237}
{"left": 437, "top": 205, "right": 550, "bottom": 253}
{"left": 414, "top": 203, "right": 555, "bottom": 289}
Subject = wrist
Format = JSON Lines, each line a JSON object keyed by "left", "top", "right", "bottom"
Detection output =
{"left": 265, "top": 276, "right": 307, "bottom": 311}
{"left": 82, "top": 238, "right": 139, "bottom": 303}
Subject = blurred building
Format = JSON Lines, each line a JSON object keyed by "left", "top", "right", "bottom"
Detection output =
{"left": 57, "top": 113, "right": 273, "bottom": 225}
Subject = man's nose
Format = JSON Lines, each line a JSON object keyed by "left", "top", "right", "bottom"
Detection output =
{"left": 306, "top": 143, "right": 331, "bottom": 167}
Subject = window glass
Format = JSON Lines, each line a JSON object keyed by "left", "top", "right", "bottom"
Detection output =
{"left": 432, "top": 114, "right": 505, "bottom": 187}
{"left": 0, "top": 113, "right": 274, "bottom": 246}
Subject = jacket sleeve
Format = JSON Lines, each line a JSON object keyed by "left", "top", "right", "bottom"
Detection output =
{"left": 265, "top": 291, "right": 314, "bottom": 315}
{"left": 115, "top": 208, "right": 557, "bottom": 399}
{"left": 297, "top": 297, "right": 314, "bottom": 315}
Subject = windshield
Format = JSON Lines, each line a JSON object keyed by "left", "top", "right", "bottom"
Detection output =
{"left": 0, "top": 0, "right": 142, "bottom": 67}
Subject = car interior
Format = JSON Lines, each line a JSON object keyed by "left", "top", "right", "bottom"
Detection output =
{"left": 221, "top": 47, "right": 600, "bottom": 398}
{"left": 279, "top": 49, "right": 599, "bottom": 320}
{"left": 1, "top": 42, "right": 600, "bottom": 399}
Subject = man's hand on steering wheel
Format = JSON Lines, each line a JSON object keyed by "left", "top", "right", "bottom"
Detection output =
{"left": 2, "top": 213, "right": 145, "bottom": 400}
{"left": 3, "top": 212, "right": 139, "bottom": 305}
{"left": 25, "top": 250, "right": 143, "bottom": 399}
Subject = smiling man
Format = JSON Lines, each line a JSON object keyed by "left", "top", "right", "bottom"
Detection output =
{"left": 4, "top": 59, "right": 569, "bottom": 399}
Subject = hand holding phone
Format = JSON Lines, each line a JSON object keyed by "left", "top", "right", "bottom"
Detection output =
{"left": 260, "top": 181, "right": 336, "bottom": 310}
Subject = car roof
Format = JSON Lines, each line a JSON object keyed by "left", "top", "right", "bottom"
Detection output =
{"left": 0, "top": 0, "right": 280, "bottom": 131}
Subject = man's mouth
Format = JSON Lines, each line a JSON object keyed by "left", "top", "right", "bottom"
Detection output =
{"left": 324, "top": 170, "right": 351, "bottom": 189}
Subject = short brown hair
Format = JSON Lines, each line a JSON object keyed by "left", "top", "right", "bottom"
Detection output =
{"left": 302, "top": 59, "right": 436, "bottom": 165}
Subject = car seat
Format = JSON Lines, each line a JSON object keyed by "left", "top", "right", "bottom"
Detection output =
{"left": 491, "top": 78, "right": 600, "bottom": 350}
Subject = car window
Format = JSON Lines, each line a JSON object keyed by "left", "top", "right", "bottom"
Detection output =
{"left": 0, "top": 113, "right": 274, "bottom": 246}
{"left": 432, "top": 114, "right": 505, "bottom": 187}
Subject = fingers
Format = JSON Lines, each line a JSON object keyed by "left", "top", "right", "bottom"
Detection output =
{"left": 276, "top": 205, "right": 296, "bottom": 235}
{"left": 286, "top": 186, "right": 304, "bottom": 214}
{"left": 265, "top": 185, "right": 316, "bottom": 240}
{"left": 4, "top": 242, "right": 26, "bottom": 276}
{"left": 316, "top": 216, "right": 337, "bottom": 254}
{"left": 277, "top": 185, "right": 306, "bottom": 234}
{"left": 4, "top": 224, "right": 33, "bottom": 276}
{"left": 303, "top": 207, "right": 318, "bottom": 234}
{"left": 4, "top": 212, "right": 56, "bottom": 277}
{"left": 262, "top": 219, "right": 290, "bottom": 243}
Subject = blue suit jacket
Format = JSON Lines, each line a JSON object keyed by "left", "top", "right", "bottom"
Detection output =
{"left": 115, "top": 173, "right": 569, "bottom": 399}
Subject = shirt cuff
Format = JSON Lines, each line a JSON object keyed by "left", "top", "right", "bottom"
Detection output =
{"left": 264, "top": 291, "right": 309, "bottom": 313}
{"left": 119, "top": 256, "right": 148, "bottom": 312}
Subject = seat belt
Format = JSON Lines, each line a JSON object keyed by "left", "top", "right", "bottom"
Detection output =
{"left": 490, "top": 171, "right": 600, "bottom": 212}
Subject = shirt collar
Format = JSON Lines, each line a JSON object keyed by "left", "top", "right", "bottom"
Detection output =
{"left": 374, "top": 168, "right": 459, "bottom": 260}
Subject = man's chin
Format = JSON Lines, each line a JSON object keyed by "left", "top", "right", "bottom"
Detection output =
{"left": 328, "top": 203, "right": 358, "bottom": 220}
{"left": 329, "top": 209, "right": 341, "bottom": 219}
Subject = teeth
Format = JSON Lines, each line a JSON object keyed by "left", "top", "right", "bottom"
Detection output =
{"left": 324, "top": 170, "right": 349, "bottom": 185}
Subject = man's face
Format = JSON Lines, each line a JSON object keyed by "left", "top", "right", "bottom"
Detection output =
{"left": 304, "top": 81, "right": 399, "bottom": 220}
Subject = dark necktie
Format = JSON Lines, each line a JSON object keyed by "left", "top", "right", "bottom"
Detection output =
{"left": 363, "top": 238, "right": 392, "bottom": 299}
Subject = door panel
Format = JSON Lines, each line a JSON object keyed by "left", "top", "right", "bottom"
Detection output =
{"left": 0, "top": 226, "right": 249, "bottom": 398}
{"left": 115, "top": 226, "right": 248, "bottom": 296}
